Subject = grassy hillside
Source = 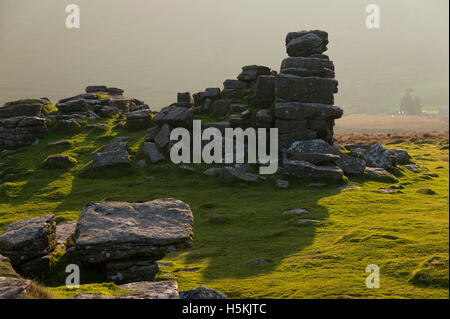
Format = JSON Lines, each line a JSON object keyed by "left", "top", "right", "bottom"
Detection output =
{"left": 0, "top": 116, "right": 448, "bottom": 299}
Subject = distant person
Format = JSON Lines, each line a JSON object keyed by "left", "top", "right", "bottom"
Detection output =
{"left": 400, "top": 88, "right": 422, "bottom": 115}
{"left": 400, "top": 88, "right": 415, "bottom": 115}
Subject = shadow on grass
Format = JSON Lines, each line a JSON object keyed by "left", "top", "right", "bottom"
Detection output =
{"left": 43, "top": 165, "right": 342, "bottom": 283}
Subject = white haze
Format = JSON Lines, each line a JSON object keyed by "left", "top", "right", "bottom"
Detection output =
{"left": 0, "top": 0, "right": 448, "bottom": 112}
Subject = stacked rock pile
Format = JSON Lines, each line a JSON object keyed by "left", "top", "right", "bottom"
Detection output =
{"left": 0, "top": 86, "right": 151, "bottom": 149}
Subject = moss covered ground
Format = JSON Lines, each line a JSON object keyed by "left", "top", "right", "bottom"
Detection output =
{"left": 0, "top": 116, "right": 448, "bottom": 299}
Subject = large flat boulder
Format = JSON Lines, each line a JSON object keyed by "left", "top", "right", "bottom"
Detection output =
{"left": 0, "top": 215, "right": 56, "bottom": 266}
{"left": 69, "top": 198, "right": 194, "bottom": 264}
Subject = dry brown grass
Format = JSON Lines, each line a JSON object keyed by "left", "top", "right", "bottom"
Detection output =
{"left": 335, "top": 114, "right": 449, "bottom": 134}
{"left": 24, "top": 281, "right": 53, "bottom": 299}
{"left": 335, "top": 131, "right": 449, "bottom": 146}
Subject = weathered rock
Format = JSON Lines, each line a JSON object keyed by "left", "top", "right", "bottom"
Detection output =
{"left": 0, "top": 103, "right": 43, "bottom": 119}
{"left": 255, "top": 109, "right": 273, "bottom": 128}
{"left": 286, "top": 30, "right": 329, "bottom": 48}
{"left": 98, "top": 106, "right": 118, "bottom": 118}
{"left": 177, "top": 92, "right": 194, "bottom": 108}
{"left": 287, "top": 139, "right": 365, "bottom": 175}
{"left": 288, "top": 152, "right": 339, "bottom": 165}
{"left": 42, "top": 155, "right": 76, "bottom": 169}
{"left": 91, "top": 139, "right": 130, "bottom": 168}
{"left": 364, "top": 167, "right": 398, "bottom": 183}
{"left": 0, "top": 116, "right": 47, "bottom": 149}
{"left": 202, "top": 88, "right": 222, "bottom": 100}
{"left": 275, "top": 75, "right": 338, "bottom": 104}
{"left": 362, "top": 144, "right": 395, "bottom": 169}
{"left": 238, "top": 65, "right": 271, "bottom": 83}
{"left": 154, "top": 124, "right": 171, "bottom": 149}
{"left": 389, "top": 149, "right": 412, "bottom": 165}
{"left": 252, "top": 75, "right": 275, "bottom": 109}
{"left": 219, "top": 167, "right": 259, "bottom": 183}
{"left": 281, "top": 56, "right": 335, "bottom": 78}
{"left": 275, "top": 102, "right": 343, "bottom": 121}
{"left": 86, "top": 85, "right": 108, "bottom": 93}
{"left": 69, "top": 199, "right": 194, "bottom": 264}
{"left": 0, "top": 215, "right": 56, "bottom": 266}
{"left": 180, "top": 286, "right": 228, "bottom": 299}
{"left": 46, "top": 140, "right": 72, "bottom": 149}
{"left": 56, "top": 222, "right": 76, "bottom": 249}
{"left": 109, "top": 96, "right": 131, "bottom": 112}
{"left": 119, "top": 281, "right": 179, "bottom": 299}
{"left": 0, "top": 276, "right": 33, "bottom": 299}
{"left": 145, "top": 127, "right": 159, "bottom": 142}
{"left": 154, "top": 106, "right": 193, "bottom": 129}
{"left": 106, "top": 87, "right": 124, "bottom": 95}
{"left": 283, "top": 208, "right": 309, "bottom": 215}
{"left": 15, "top": 254, "right": 54, "bottom": 277}
{"left": 58, "top": 93, "right": 99, "bottom": 104}
{"left": 286, "top": 31, "right": 328, "bottom": 57}
{"left": 403, "top": 164, "right": 426, "bottom": 172}
{"left": 104, "top": 258, "right": 160, "bottom": 283}
{"left": 336, "top": 153, "right": 366, "bottom": 175}
{"left": 275, "top": 179, "right": 289, "bottom": 189}
{"left": 56, "top": 100, "right": 88, "bottom": 114}
{"left": 230, "top": 104, "right": 248, "bottom": 113}
{"left": 211, "top": 100, "right": 232, "bottom": 118}
{"left": 126, "top": 110, "right": 152, "bottom": 131}
{"left": 73, "top": 281, "right": 179, "bottom": 299}
{"left": 143, "top": 142, "right": 165, "bottom": 163}
{"left": 204, "top": 168, "right": 223, "bottom": 177}
{"left": 220, "top": 89, "right": 241, "bottom": 101}
{"left": 223, "top": 79, "right": 249, "bottom": 90}
{"left": 283, "top": 159, "right": 344, "bottom": 182}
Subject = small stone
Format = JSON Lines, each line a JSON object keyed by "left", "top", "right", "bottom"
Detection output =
{"left": 283, "top": 208, "right": 309, "bottom": 215}
{"left": 180, "top": 286, "right": 228, "bottom": 299}
{"left": 276, "top": 179, "right": 289, "bottom": 189}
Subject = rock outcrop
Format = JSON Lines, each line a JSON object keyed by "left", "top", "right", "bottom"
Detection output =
{"left": 67, "top": 198, "right": 194, "bottom": 283}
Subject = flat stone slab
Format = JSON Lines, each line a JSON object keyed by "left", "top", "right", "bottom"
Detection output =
{"left": 0, "top": 276, "right": 32, "bottom": 299}
{"left": 120, "top": 281, "right": 179, "bottom": 299}
{"left": 72, "top": 281, "right": 179, "bottom": 299}
{"left": 0, "top": 215, "right": 56, "bottom": 265}
{"left": 283, "top": 208, "right": 309, "bottom": 215}
{"left": 70, "top": 198, "right": 194, "bottom": 264}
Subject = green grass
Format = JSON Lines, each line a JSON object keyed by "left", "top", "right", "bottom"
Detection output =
{"left": 0, "top": 116, "right": 448, "bottom": 299}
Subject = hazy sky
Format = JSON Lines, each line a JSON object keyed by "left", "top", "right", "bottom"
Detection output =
{"left": 0, "top": 0, "right": 448, "bottom": 112}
